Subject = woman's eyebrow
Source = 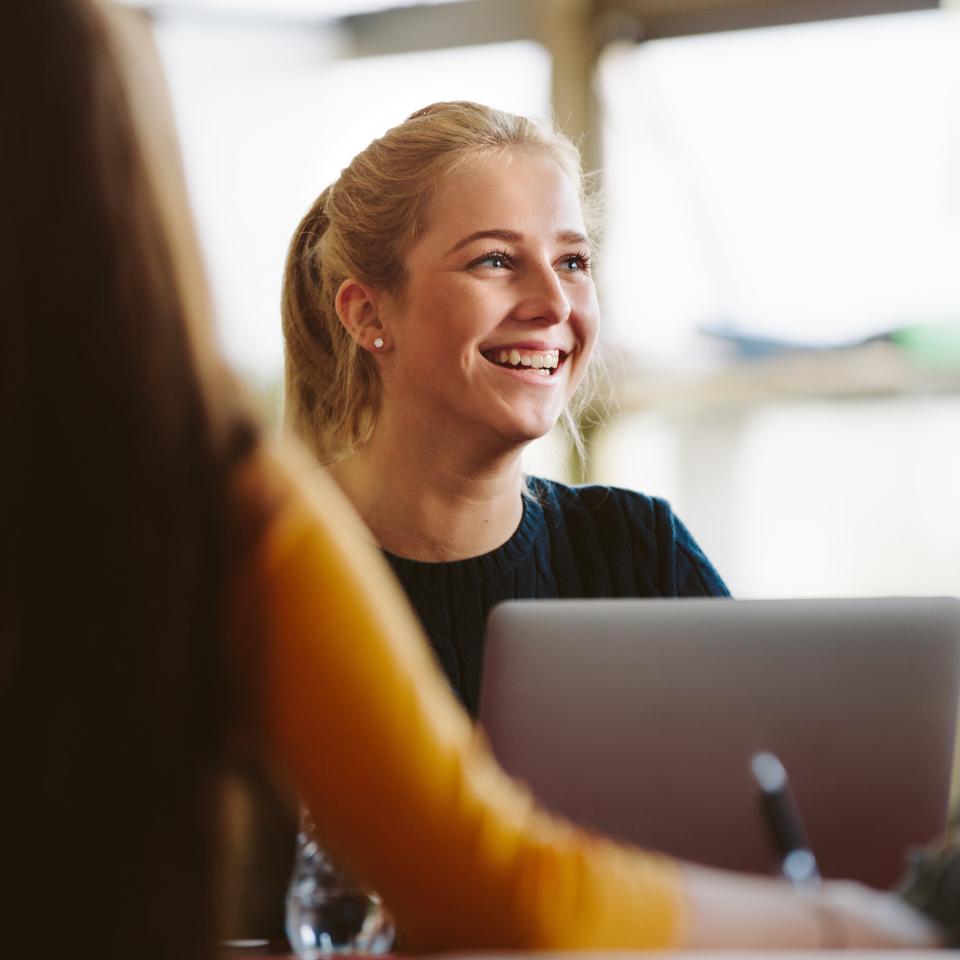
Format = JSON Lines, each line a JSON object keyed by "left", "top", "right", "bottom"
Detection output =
{"left": 446, "top": 229, "right": 520, "bottom": 255}
{"left": 446, "top": 228, "right": 589, "bottom": 256}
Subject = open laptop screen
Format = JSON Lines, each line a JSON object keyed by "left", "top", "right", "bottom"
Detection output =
{"left": 479, "top": 598, "right": 960, "bottom": 887}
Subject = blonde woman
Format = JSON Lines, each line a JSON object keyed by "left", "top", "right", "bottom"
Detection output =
{"left": 3, "top": 3, "right": 941, "bottom": 957}
{"left": 283, "top": 102, "right": 728, "bottom": 714}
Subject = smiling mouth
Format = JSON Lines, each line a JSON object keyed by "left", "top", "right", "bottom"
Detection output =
{"left": 481, "top": 347, "right": 565, "bottom": 378}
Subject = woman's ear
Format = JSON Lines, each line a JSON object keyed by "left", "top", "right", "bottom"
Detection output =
{"left": 335, "top": 278, "right": 390, "bottom": 353}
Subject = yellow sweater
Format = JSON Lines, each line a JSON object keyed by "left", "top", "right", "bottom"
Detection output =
{"left": 235, "top": 448, "right": 685, "bottom": 952}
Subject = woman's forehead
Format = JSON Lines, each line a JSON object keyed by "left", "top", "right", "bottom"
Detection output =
{"left": 421, "top": 150, "right": 586, "bottom": 246}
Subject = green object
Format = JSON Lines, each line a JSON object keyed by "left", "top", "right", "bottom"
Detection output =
{"left": 891, "top": 322, "right": 960, "bottom": 369}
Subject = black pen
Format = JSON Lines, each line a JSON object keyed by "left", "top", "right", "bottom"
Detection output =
{"left": 750, "top": 751, "right": 822, "bottom": 887}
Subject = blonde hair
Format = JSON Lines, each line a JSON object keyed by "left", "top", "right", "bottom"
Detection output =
{"left": 282, "top": 100, "right": 599, "bottom": 465}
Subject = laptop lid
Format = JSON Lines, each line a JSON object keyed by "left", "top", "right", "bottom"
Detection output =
{"left": 478, "top": 597, "right": 960, "bottom": 887}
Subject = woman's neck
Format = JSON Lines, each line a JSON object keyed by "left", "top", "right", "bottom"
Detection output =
{"left": 327, "top": 421, "right": 525, "bottom": 563}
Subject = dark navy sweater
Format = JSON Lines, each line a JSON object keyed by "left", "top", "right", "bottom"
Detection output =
{"left": 384, "top": 476, "right": 729, "bottom": 716}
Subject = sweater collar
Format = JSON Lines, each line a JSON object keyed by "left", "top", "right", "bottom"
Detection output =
{"left": 382, "top": 483, "right": 546, "bottom": 587}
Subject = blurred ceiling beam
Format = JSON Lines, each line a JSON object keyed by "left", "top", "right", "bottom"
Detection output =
{"left": 341, "top": 0, "right": 938, "bottom": 57}
{"left": 342, "top": 0, "right": 537, "bottom": 54}
{"left": 596, "top": 0, "right": 938, "bottom": 42}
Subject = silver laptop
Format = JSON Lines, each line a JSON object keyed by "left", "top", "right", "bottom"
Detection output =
{"left": 478, "top": 597, "right": 960, "bottom": 887}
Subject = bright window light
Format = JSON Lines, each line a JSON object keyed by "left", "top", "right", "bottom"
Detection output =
{"left": 599, "top": 9, "right": 960, "bottom": 364}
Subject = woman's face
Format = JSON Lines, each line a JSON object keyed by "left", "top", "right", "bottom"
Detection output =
{"left": 378, "top": 148, "right": 599, "bottom": 451}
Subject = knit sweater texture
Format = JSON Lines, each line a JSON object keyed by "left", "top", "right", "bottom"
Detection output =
{"left": 385, "top": 477, "right": 730, "bottom": 715}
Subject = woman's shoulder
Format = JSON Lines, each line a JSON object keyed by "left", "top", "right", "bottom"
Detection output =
{"left": 526, "top": 475, "right": 729, "bottom": 597}
{"left": 526, "top": 475, "right": 670, "bottom": 531}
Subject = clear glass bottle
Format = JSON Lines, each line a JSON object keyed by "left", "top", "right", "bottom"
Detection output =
{"left": 285, "top": 807, "right": 395, "bottom": 958}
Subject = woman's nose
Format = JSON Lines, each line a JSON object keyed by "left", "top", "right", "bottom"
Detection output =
{"left": 513, "top": 263, "right": 571, "bottom": 326}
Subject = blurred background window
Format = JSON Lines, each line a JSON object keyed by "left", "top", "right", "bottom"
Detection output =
{"left": 598, "top": 9, "right": 960, "bottom": 361}
{"left": 591, "top": 8, "right": 960, "bottom": 598}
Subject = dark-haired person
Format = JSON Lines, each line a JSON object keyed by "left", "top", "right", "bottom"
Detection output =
{"left": 0, "top": 3, "right": 941, "bottom": 959}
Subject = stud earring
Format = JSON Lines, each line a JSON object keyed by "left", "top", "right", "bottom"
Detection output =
{"left": 373, "top": 337, "right": 384, "bottom": 350}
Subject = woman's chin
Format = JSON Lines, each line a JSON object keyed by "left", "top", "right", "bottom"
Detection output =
{"left": 453, "top": 400, "right": 565, "bottom": 453}
{"left": 493, "top": 413, "right": 560, "bottom": 447}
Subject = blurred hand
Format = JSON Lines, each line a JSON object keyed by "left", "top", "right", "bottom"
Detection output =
{"left": 819, "top": 880, "right": 943, "bottom": 948}
{"left": 681, "top": 863, "right": 944, "bottom": 949}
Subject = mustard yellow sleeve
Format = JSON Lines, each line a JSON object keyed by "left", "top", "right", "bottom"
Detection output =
{"left": 243, "top": 448, "right": 686, "bottom": 952}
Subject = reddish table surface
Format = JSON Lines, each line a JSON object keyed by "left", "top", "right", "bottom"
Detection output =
{"left": 223, "top": 948, "right": 398, "bottom": 960}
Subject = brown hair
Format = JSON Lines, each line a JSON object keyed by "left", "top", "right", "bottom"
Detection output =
{"left": 282, "top": 101, "right": 599, "bottom": 464}
{"left": 0, "top": 3, "right": 262, "bottom": 959}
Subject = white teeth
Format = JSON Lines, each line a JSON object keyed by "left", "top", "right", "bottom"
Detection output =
{"left": 486, "top": 348, "right": 562, "bottom": 373}
{"left": 536, "top": 368, "right": 550, "bottom": 377}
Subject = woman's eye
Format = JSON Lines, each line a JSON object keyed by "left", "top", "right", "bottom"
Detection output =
{"left": 476, "top": 252, "right": 509, "bottom": 269}
{"left": 560, "top": 253, "right": 591, "bottom": 273}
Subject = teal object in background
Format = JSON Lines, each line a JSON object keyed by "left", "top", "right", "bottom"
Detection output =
{"left": 891, "top": 322, "right": 960, "bottom": 369}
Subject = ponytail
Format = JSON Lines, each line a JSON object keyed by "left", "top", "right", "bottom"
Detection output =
{"left": 281, "top": 187, "right": 381, "bottom": 461}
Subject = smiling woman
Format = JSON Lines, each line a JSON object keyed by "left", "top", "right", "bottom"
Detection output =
{"left": 282, "top": 101, "right": 729, "bottom": 714}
